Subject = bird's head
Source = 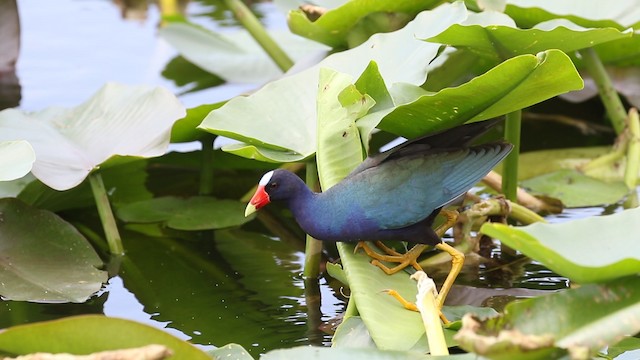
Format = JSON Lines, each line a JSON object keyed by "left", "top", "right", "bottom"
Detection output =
{"left": 245, "top": 170, "right": 302, "bottom": 217}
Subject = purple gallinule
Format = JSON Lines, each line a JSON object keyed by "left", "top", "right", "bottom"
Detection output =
{"left": 245, "top": 119, "right": 512, "bottom": 311}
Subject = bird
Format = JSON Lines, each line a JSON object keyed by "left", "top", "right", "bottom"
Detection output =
{"left": 244, "top": 119, "right": 512, "bottom": 312}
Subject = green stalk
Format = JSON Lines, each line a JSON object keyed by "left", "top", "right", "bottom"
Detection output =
{"left": 580, "top": 47, "right": 627, "bottom": 135}
{"left": 89, "top": 172, "right": 124, "bottom": 255}
{"left": 222, "top": 0, "right": 293, "bottom": 72}
{"left": 502, "top": 110, "right": 521, "bottom": 201}
{"left": 303, "top": 162, "right": 324, "bottom": 279}
{"left": 199, "top": 135, "right": 215, "bottom": 196}
{"left": 624, "top": 108, "right": 640, "bottom": 190}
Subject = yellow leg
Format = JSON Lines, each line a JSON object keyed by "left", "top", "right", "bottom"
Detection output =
{"left": 434, "top": 242, "right": 464, "bottom": 309}
{"left": 354, "top": 209, "right": 460, "bottom": 275}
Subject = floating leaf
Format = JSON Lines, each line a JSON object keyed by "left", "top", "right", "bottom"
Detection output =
{"left": 0, "top": 83, "right": 185, "bottom": 190}
{"left": 0, "top": 198, "right": 106, "bottom": 302}
{"left": 0, "top": 315, "right": 211, "bottom": 359}
{"left": 520, "top": 169, "right": 629, "bottom": 208}
{"left": 159, "top": 21, "right": 329, "bottom": 83}
{"left": 199, "top": 3, "right": 469, "bottom": 162}
{"left": 376, "top": 50, "right": 583, "bottom": 138}
{"left": 0, "top": 140, "right": 35, "bottom": 181}
{"left": 456, "top": 275, "right": 640, "bottom": 359}
{"left": 427, "top": 15, "right": 632, "bottom": 63}
{"left": 116, "top": 196, "right": 251, "bottom": 230}
{"left": 288, "top": 0, "right": 440, "bottom": 48}
{"left": 481, "top": 207, "right": 640, "bottom": 283}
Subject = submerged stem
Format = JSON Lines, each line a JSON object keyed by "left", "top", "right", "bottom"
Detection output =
{"left": 502, "top": 110, "right": 521, "bottom": 202}
{"left": 579, "top": 47, "right": 627, "bottom": 135}
{"left": 222, "top": 0, "right": 294, "bottom": 72}
{"left": 199, "top": 135, "right": 215, "bottom": 196}
{"left": 303, "top": 162, "right": 324, "bottom": 279}
{"left": 89, "top": 172, "right": 124, "bottom": 255}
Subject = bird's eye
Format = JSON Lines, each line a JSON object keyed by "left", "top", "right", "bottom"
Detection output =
{"left": 269, "top": 182, "right": 278, "bottom": 189}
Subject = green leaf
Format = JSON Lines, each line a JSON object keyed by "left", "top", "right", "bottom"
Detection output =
{"left": 316, "top": 68, "right": 372, "bottom": 190}
{"left": 504, "top": 0, "right": 640, "bottom": 66}
{"left": 377, "top": 50, "right": 583, "bottom": 138}
{"left": 0, "top": 83, "right": 185, "bottom": 190}
{"left": 0, "top": 198, "right": 106, "bottom": 302}
{"left": 426, "top": 16, "right": 632, "bottom": 63}
{"left": 288, "top": 0, "right": 441, "bottom": 48}
{"left": 0, "top": 140, "right": 34, "bottom": 181}
{"left": 116, "top": 196, "right": 252, "bottom": 230}
{"left": 520, "top": 169, "right": 629, "bottom": 208}
{"left": 480, "top": 207, "right": 640, "bottom": 283}
{"left": 159, "top": 21, "right": 329, "bottom": 83}
{"left": 171, "top": 102, "right": 225, "bottom": 143}
{"left": 0, "top": 315, "right": 210, "bottom": 359}
{"left": 209, "top": 343, "right": 254, "bottom": 360}
{"left": 504, "top": 0, "right": 640, "bottom": 30}
{"left": 455, "top": 276, "right": 640, "bottom": 359}
{"left": 199, "top": 2, "right": 468, "bottom": 162}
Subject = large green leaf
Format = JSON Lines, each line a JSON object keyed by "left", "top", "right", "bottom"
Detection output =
{"left": 504, "top": 0, "right": 640, "bottom": 66}
{"left": 0, "top": 140, "right": 34, "bottom": 181}
{"left": 520, "top": 169, "right": 629, "bottom": 208}
{"left": 480, "top": 207, "right": 640, "bottom": 283}
{"left": 316, "top": 68, "right": 373, "bottom": 189}
{"left": 159, "top": 21, "right": 330, "bottom": 83}
{"left": 376, "top": 49, "right": 583, "bottom": 138}
{"left": 0, "top": 315, "right": 210, "bottom": 359}
{"left": 505, "top": 0, "right": 640, "bottom": 30}
{"left": 0, "top": 83, "right": 185, "bottom": 190}
{"left": 0, "top": 198, "right": 106, "bottom": 302}
{"left": 455, "top": 275, "right": 640, "bottom": 359}
{"left": 288, "top": 0, "right": 440, "bottom": 48}
{"left": 198, "top": 2, "right": 468, "bottom": 162}
{"left": 116, "top": 196, "right": 252, "bottom": 230}
{"left": 426, "top": 14, "right": 632, "bottom": 63}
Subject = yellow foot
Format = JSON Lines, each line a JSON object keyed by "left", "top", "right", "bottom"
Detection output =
{"left": 355, "top": 241, "right": 425, "bottom": 274}
{"left": 384, "top": 289, "right": 450, "bottom": 324}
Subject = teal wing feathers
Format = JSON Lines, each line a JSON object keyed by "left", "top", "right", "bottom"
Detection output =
{"left": 338, "top": 142, "right": 512, "bottom": 229}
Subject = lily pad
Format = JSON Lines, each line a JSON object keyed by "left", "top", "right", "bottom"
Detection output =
{"left": 159, "top": 20, "right": 330, "bottom": 84}
{"left": 376, "top": 49, "right": 583, "bottom": 138}
{"left": 426, "top": 15, "right": 632, "bottom": 63}
{"left": 198, "top": 2, "right": 468, "bottom": 162}
{"left": 0, "top": 140, "right": 35, "bottom": 181}
{"left": 0, "top": 315, "right": 211, "bottom": 359}
{"left": 116, "top": 196, "right": 252, "bottom": 230}
{"left": 0, "top": 198, "right": 106, "bottom": 302}
{"left": 0, "top": 82, "right": 185, "bottom": 190}
{"left": 520, "top": 169, "right": 629, "bottom": 208}
{"left": 455, "top": 275, "right": 640, "bottom": 359}
{"left": 287, "top": 0, "right": 439, "bottom": 48}
{"left": 480, "top": 207, "right": 640, "bottom": 283}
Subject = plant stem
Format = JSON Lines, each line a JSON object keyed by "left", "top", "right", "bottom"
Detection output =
{"left": 579, "top": 47, "right": 627, "bottom": 135}
{"left": 89, "top": 172, "right": 124, "bottom": 255}
{"left": 199, "top": 135, "right": 215, "bottom": 196}
{"left": 303, "top": 162, "right": 324, "bottom": 279}
{"left": 625, "top": 108, "right": 640, "bottom": 190}
{"left": 502, "top": 110, "right": 521, "bottom": 202}
{"left": 222, "top": 0, "right": 294, "bottom": 72}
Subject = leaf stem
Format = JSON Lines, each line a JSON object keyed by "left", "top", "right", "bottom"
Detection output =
{"left": 579, "top": 47, "right": 627, "bottom": 134}
{"left": 89, "top": 172, "right": 124, "bottom": 255}
{"left": 303, "top": 162, "right": 324, "bottom": 279}
{"left": 502, "top": 110, "right": 521, "bottom": 202}
{"left": 625, "top": 108, "right": 640, "bottom": 190}
{"left": 222, "top": 0, "right": 294, "bottom": 72}
{"left": 199, "top": 135, "right": 215, "bottom": 196}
